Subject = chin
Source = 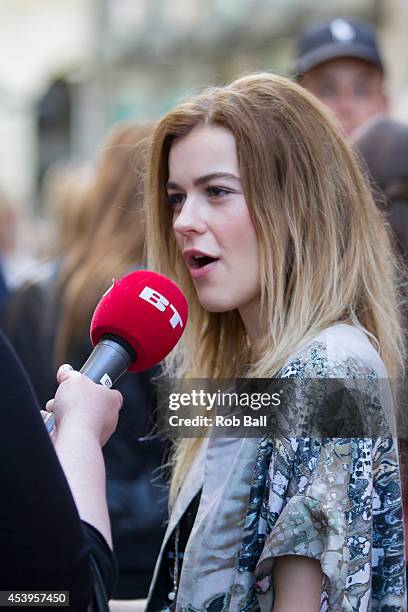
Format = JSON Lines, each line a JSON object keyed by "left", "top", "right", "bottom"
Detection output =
{"left": 200, "top": 302, "right": 234, "bottom": 313}
{"left": 197, "top": 294, "right": 237, "bottom": 313}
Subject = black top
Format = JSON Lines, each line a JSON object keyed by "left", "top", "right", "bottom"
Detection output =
{"left": 0, "top": 328, "right": 117, "bottom": 611}
{"left": 147, "top": 491, "right": 201, "bottom": 612}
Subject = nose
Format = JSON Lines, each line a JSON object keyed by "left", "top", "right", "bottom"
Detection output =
{"left": 332, "top": 93, "right": 356, "bottom": 126}
{"left": 173, "top": 195, "right": 206, "bottom": 237}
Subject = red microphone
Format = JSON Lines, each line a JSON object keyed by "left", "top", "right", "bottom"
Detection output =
{"left": 79, "top": 270, "right": 188, "bottom": 388}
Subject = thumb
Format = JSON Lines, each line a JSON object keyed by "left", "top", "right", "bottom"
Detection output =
{"left": 56, "top": 363, "right": 75, "bottom": 384}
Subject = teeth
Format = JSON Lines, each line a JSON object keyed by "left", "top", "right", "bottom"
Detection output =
{"left": 193, "top": 255, "right": 205, "bottom": 260}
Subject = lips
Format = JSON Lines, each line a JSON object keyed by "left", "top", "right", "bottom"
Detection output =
{"left": 183, "top": 249, "right": 219, "bottom": 279}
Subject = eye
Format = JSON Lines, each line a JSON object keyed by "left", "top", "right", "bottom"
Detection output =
{"left": 166, "top": 192, "right": 185, "bottom": 208}
{"left": 206, "top": 186, "right": 231, "bottom": 198}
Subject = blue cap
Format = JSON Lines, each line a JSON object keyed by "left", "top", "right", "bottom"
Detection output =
{"left": 294, "top": 18, "right": 384, "bottom": 75}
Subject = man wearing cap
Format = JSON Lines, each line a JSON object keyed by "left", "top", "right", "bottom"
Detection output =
{"left": 294, "top": 17, "right": 388, "bottom": 137}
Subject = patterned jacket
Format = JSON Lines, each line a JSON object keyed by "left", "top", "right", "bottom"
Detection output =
{"left": 146, "top": 324, "right": 406, "bottom": 611}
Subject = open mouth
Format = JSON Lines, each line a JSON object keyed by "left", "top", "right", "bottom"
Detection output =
{"left": 183, "top": 250, "right": 220, "bottom": 278}
{"left": 190, "top": 254, "right": 218, "bottom": 269}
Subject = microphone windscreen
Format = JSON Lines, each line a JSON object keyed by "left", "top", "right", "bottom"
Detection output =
{"left": 90, "top": 270, "right": 188, "bottom": 372}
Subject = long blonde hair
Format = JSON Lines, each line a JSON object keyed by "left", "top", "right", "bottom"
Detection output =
{"left": 146, "top": 73, "right": 404, "bottom": 499}
{"left": 54, "top": 122, "right": 151, "bottom": 364}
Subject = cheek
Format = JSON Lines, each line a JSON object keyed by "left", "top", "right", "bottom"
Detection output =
{"left": 227, "top": 218, "right": 259, "bottom": 271}
{"left": 364, "top": 96, "right": 385, "bottom": 114}
{"left": 232, "top": 208, "right": 258, "bottom": 253}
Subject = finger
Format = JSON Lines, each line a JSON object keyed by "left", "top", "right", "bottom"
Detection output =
{"left": 56, "top": 363, "right": 75, "bottom": 384}
{"left": 45, "top": 398, "right": 55, "bottom": 412}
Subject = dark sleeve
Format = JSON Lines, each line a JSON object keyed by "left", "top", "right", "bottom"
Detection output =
{"left": 0, "top": 330, "right": 100, "bottom": 610}
{"left": 0, "top": 280, "right": 56, "bottom": 406}
{"left": 81, "top": 521, "right": 119, "bottom": 600}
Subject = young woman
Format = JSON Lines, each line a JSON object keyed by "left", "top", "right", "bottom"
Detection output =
{"left": 48, "top": 73, "right": 406, "bottom": 610}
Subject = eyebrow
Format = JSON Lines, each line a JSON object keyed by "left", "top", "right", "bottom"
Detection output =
{"left": 166, "top": 172, "right": 241, "bottom": 190}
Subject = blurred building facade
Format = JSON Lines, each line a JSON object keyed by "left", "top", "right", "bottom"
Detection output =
{"left": 0, "top": 0, "right": 91, "bottom": 205}
{"left": 0, "top": 0, "right": 407, "bottom": 212}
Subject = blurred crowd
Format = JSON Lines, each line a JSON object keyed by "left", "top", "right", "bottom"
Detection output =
{"left": 1, "top": 15, "right": 408, "bottom": 598}
{"left": 0, "top": 122, "right": 168, "bottom": 599}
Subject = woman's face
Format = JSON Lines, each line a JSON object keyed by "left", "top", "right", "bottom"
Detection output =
{"left": 167, "top": 125, "right": 261, "bottom": 322}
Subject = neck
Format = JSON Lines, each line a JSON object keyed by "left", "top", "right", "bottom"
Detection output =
{"left": 239, "top": 298, "right": 266, "bottom": 344}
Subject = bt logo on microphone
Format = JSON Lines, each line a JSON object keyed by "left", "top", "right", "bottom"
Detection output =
{"left": 139, "top": 286, "right": 184, "bottom": 329}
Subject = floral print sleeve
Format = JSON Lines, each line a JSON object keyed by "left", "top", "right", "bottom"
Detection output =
{"left": 251, "top": 340, "right": 406, "bottom": 611}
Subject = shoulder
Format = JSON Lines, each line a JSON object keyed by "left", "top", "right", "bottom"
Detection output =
{"left": 281, "top": 324, "right": 388, "bottom": 380}
{"left": 279, "top": 324, "right": 395, "bottom": 437}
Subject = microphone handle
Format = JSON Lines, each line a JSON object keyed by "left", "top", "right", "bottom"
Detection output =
{"left": 45, "top": 339, "right": 131, "bottom": 434}
{"left": 79, "top": 338, "right": 131, "bottom": 388}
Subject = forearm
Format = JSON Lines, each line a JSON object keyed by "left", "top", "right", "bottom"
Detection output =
{"left": 54, "top": 424, "right": 112, "bottom": 548}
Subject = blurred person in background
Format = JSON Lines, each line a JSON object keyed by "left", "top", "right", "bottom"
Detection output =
{"left": 0, "top": 187, "right": 37, "bottom": 293}
{"left": 0, "top": 263, "right": 7, "bottom": 310}
{"left": 0, "top": 188, "right": 25, "bottom": 310}
{"left": 0, "top": 188, "right": 15, "bottom": 307}
{"left": 1, "top": 121, "right": 168, "bottom": 600}
{"left": 0, "top": 198, "right": 9, "bottom": 307}
{"left": 41, "top": 162, "right": 94, "bottom": 267}
{"left": 294, "top": 17, "right": 388, "bottom": 137}
{"left": 353, "top": 117, "right": 408, "bottom": 255}
{"left": 354, "top": 116, "right": 408, "bottom": 570}
{"left": 1, "top": 163, "right": 92, "bottom": 401}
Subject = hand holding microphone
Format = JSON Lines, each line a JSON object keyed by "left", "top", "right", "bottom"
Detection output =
{"left": 46, "top": 270, "right": 188, "bottom": 440}
{"left": 46, "top": 366, "right": 123, "bottom": 446}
